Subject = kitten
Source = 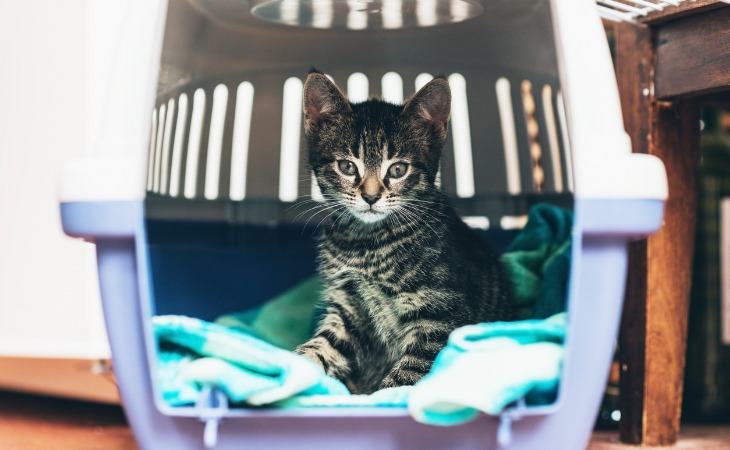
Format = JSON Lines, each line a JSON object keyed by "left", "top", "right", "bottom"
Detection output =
{"left": 295, "top": 71, "right": 513, "bottom": 394}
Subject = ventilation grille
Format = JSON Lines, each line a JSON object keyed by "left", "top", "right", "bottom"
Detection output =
{"left": 147, "top": 71, "right": 573, "bottom": 224}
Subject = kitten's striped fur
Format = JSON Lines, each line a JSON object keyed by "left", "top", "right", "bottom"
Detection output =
{"left": 295, "top": 71, "right": 513, "bottom": 394}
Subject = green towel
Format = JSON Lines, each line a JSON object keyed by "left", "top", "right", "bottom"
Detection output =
{"left": 215, "top": 277, "right": 323, "bottom": 351}
{"left": 500, "top": 203, "right": 573, "bottom": 319}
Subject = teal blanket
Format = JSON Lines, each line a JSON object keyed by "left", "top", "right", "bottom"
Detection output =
{"left": 408, "top": 313, "right": 566, "bottom": 425}
{"left": 154, "top": 315, "right": 349, "bottom": 406}
{"left": 154, "top": 203, "right": 572, "bottom": 425}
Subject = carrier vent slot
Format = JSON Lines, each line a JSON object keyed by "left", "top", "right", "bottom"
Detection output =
{"left": 521, "top": 80, "right": 543, "bottom": 192}
{"left": 415, "top": 72, "right": 433, "bottom": 91}
{"left": 416, "top": 0, "right": 439, "bottom": 27}
{"left": 381, "top": 71, "right": 404, "bottom": 104}
{"left": 280, "top": 77, "right": 304, "bottom": 202}
{"left": 147, "top": 111, "right": 157, "bottom": 191}
{"left": 230, "top": 82, "right": 255, "bottom": 201}
{"left": 347, "top": 72, "right": 369, "bottom": 103}
{"left": 556, "top": 89, "right": 574, "bottom": 192}
{"left": 495, "top": 77, "right": 521, "bottom": 195}
{"left": 311, "top": 174, "right": 324, "bottom": 201}
{"left": 204, "top": 84, "right": 229, "bottom": 200}
{"left": 312, "top": 0, "right": 334, "bottom": 28}
{"left": 160, "top": 99, "right": 176, "bottom": 195}
{"left": 450, "top": 0, "right": 473, "bottom": 22}
{"left": 382, "top": 0, "right": 404, "bottom": 29}
{"left": 347, "top": 0, "right": 369, "bottom": 30}
{"left": 184, "top": 88, "right": 207, "bottom": 199}
{"left": 500, "top": 214, "right": 528, "bottom": 230}
{"left": 152, "top": 104, "right": 166, "bottom": 193}
{"left": 448, "top": 73, "right": 475, "bottom": 198}
{"left": 280, "top": 0, "right": 300, "bottom": 24}
{"left": 542, "top": 84, "right": 563, "bottom": 193}
{"left": 169, "top": 93, "right": 189, "bottom": 197}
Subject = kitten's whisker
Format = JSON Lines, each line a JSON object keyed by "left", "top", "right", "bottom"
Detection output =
{"left": 396, "top": 209, "right": 419, "bottom": 237}
{"left": 313, "top": 205, "right": 346, "bottom": 235}
{"left": 294, "top": 209, "right": 329, "bottom": 230}
{"left": 330, "top": 208, "right": 350, "bottom": 231}
{"left": 286, "top": 200, "right": 327, "bottom": 215}
{"left": 301, "top": 202, "right": 343, "bottom": 230}
{"left": 398, "top": 204, "right": 441, "bottom": 238}
{"left": 401, "top": 201, "right": 449, "bottom": 220}
{"left": 402, "top": 198, "right": 448, "bottom": 212}
{"left": 394, "top": 209, "right": 428, "bottom": 247}
{"left": 391, "top": 209, "right": 418, "bottom": 239}
{"left": 286, "top": 194, "right": 338, "bottom": 214}
{"left": 402, "top": 198, "right": 446, "bottom": 208}
{"left": 292, "top": 202, "right": 339, "bottom": 227}
{"left": 388, "top": 208, "right": 403, "bottom": 231}
{"left": 395, "top": 208, "right": 423, "bottom": 238}
{"left": 285, "top": 199, "right": 325, "bottom": 213}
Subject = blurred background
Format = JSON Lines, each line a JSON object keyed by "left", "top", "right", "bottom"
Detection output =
{"left": 0, "top": 0, "right": 122, "bottom": 404}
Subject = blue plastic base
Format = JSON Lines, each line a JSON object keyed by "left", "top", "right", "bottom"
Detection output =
{"left": 60, "top": 197, "right": 664, "bottom": 449}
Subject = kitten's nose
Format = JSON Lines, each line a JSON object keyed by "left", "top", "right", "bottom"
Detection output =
{"left": 361, "top": 192, "right": 381, "bottom": 205}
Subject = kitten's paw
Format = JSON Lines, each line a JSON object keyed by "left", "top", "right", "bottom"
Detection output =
{"left": 379, "top": 369, "right": 426, "bottom": 390}
{"left": 377, "top": 375, "right": 400, "bottom": 390}
{"left": 294, "top": 344, "right": 325, "bottom": 370}
{"left": 378, "top": 380, "right": 396, "bottom": 390}
{"left": 295, "top": 337, "right": 353, "bottom": 383}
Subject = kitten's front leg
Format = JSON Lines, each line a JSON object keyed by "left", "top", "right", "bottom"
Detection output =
{"left": 378, "top": 321, "right": 451, "bottom": 389}
{"left": 294, "top": 303, "right": 357, "bottom": 385}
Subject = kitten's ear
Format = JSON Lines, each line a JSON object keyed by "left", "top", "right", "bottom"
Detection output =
{"left": 401, "top": 77, "right": 451, "bottom": 141}
{"left": 303, "top": 72, "right": 351, "bottom": 133}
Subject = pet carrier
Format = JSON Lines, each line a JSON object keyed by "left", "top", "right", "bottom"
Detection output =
{"left": 60, "top": 0, "right": 667, "bottom": 448}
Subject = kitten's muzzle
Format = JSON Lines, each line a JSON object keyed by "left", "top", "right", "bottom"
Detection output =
{"left": 361, "top": 192, "right": 381, "bottom": 205}
{"left": 360, "top": 176, "right": 383, "bottom": 206}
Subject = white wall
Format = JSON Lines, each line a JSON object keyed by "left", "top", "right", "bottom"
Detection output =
{"left": 0, "top": 1, "right": 109, "bottom": 359}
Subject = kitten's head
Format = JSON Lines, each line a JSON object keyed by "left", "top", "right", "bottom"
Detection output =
{"left": 303, "top": 71, "right": 450, "bottom": 224}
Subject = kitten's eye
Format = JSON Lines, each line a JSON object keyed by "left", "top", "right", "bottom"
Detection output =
{"left": 337, "top": 160, "right": 358, "bottom": 177}
{"left": 387, "top": 162, "right": 409, "bottom": 179}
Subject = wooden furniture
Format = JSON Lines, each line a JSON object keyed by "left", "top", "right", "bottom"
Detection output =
{"left": 614, "top": 1, "right": 730, "bottom": 445}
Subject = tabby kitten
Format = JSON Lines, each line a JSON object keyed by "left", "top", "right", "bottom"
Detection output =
{"left": 295, "top": 71, "right": 513, "bottom": 394}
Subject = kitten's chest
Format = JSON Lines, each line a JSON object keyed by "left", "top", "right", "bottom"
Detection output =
{"left": 321, "top": 239, "right": 405, "bottom": 282}
{"left": 333, "top": 275, "right": 404, "bottom": 342}
{"left": 324, "top": 258, "right": 424, "bottom": 341}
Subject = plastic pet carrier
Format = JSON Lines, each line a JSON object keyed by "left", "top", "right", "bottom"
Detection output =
{"left": 60, "top": 0, "right": 668, "bottom": 448}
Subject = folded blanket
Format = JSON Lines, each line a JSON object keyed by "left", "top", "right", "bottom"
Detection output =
{"left": 154, "top": 315, "right": 348, "bottom": 407}
{"left": 408, "top": 313, "right": 566, "bottom": 426}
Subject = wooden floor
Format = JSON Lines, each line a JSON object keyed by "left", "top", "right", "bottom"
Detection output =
{"left": 590, "top": 428, "right": 730, "bottom": 449}
{"left": 0, "top": 391, "right": 135, "bottom": 450}
{"left": 0, "top": 390, "right": 728, "bottom": 450}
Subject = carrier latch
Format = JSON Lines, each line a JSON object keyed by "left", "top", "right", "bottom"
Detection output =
{"left": 497, "top": 399, "right": 526, "bottom": 448}
{"left": 195, "top": 386, "right": 229, "bottom": 449}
